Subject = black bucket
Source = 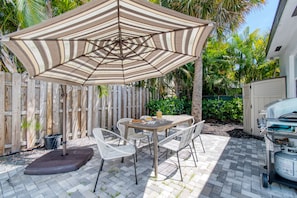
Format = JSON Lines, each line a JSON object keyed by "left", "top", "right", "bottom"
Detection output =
{"left": 44, "top": 134, "right": 62, "bottom": 150}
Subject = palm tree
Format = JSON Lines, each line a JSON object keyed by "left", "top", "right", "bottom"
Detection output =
{"left": 203, "top": 38, "right": 236, "bottom": 95}
{"left": 228, "top": 27, "right": 279, "bottom": 84}
{"left": 160, "top": 0, "right": 266, "bottom": 122}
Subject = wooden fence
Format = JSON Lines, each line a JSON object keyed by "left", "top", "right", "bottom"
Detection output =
{"left": 0, "top": 72, "right": 151, "bottom": 155}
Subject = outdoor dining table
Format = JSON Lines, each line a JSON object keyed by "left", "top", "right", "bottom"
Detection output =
{"left": 122, "top": 115, "right": 194, "bottom": 177}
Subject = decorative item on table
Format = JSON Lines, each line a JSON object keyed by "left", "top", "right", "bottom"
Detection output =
{"left": 144, "top": 116, "right": 153, "bottom": 121}
{"left": 131, "top": 119, "right": 143, "bottom": 123}
{"left": 156, "top": 110, "right": 162, "bottom": 119}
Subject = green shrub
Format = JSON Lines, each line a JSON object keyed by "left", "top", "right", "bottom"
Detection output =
{"left": 202, "top": 97, "right": 243, "bottom": 123}
{"left": 145, "top": 97, "right": 191, "bottom": 116}
{"left": 146, "top": 97, "right": 243, "bottom": 123}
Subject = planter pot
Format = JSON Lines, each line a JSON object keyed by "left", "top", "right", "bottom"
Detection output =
{"left": 44, "top": 134, "right": 62, "bottom": 150}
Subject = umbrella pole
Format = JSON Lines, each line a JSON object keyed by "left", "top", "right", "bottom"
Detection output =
{"left": 62, "top": 85, "right": 67, "bottom": 156}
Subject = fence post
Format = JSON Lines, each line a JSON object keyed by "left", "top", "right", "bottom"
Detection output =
{"left": 0, "top": 72, "right": 5, "bottom": 154}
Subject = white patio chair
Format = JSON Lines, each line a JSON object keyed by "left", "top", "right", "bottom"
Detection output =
{"left": 192, "top": 120, "right": 206, "bottom": 161}
{"left": 158, "top": 125, "right": 197, "bottom": 181}
{"left": 117, "top": 118, "right": 152, "bottom": 157}
{"left": 92, "top": 128, "right": 138, "bottom": 192}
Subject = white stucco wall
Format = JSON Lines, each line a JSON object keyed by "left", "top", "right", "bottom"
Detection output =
{"left": 279, "top": 52, "right": 297, "bottom": 98}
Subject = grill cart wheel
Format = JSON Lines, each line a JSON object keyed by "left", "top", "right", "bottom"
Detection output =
{"left": 262, "top": 173, "right": 269, "bottom": 188}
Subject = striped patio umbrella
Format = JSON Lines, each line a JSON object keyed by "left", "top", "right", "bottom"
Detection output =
{"left": 1, "top": 0, "right": 214, "bottom": 86}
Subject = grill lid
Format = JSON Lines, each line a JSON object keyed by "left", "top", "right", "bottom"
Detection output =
{"left": 279, "top": 111, "right": 297, "bottom": 122}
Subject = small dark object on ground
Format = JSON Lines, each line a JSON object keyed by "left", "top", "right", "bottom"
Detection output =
{"left": 226, "top": 128, "right": 264, "bottom": 140}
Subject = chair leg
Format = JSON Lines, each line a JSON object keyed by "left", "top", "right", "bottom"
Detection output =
{"left": 199, "top": 135, "right": 205, "bottom": 153}
{"left": 165, "top": 149, "right": 169, "bottom": 159}
{"left": 188, "top": 145, "right": 197, "bottom": 167}
{"left": 192, "top": 139, "right": 199, "bottom": 162}
{"left": 176, "top": 151, "right": 183, "bottom": 181}
{"left": 147, "top": 136, "right": 152, "bottom": 155}
{"left": 133, "top": 154, "right": 138, "bottom": 185}
{"left": 93, "top": 159, "right": 104, "bottom": 192}
{"left": 134, "top": 140, "right": 138, "bottom": 162}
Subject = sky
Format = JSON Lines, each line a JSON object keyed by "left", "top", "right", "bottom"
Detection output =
{"left": 239, "top": 0, "right": 279, "bottom": 34}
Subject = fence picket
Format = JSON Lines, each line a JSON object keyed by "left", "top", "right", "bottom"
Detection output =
{"left": 11, "top": 73, "right": 21, "bottom": 152}
{"left": 87, "top": 86, "right": 93, "bottom": 136}
{"left": 72, "top": 86, "right": 79, "bottom": 139}
{"left": 112, "top": 86, "right": 118, "bottom": 129}
{"left": 107, "top": 86, "right": 112, "bottom": 129}
{"left": 52, "top": 84, "right": 60, "bottom": 134}
{"left": 39, "top": 81, "right": 47, "bottom": 142}
{"left": 46, "top": 83, "right": 53, "bottom": 135}
{"left": 81, "top": 87, "right": 87, "bottom": 138}
{"left": 26, "top": 78, "right": 35, "bottom": 148}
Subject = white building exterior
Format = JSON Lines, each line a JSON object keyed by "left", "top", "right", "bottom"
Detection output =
{"left": 266, "top": 0, "right": 297, "bottom": 98}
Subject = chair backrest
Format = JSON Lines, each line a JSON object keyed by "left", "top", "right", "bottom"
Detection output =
{"left": 117, "top": 118, "right": 136, "bottom": 137}
{"left": 192, "top": 120, "right": 205, "bottom": 139}
{"left": 178, "top": 125, "right": 196, "bottom": 150}
{"left": 92, "top": 128, "right": 109, "bottom": 159}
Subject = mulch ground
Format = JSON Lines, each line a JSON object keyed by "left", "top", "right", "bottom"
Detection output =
{"left": 203, "top": 121, "right": 264, "bottom": 140}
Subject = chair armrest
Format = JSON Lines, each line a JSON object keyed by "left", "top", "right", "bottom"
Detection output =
{"left": 100, "top": 128, "right": 134, "bottom": 145}
{"left": 94, "top": 128, "right": 136, "bottom": 156}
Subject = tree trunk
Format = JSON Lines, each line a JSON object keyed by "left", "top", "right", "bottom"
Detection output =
{"left": 191, "top": 57, "right": 203, "bottom": 123}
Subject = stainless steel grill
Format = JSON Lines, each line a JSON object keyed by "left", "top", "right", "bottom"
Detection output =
{"left": 259, "top": 98, "right": 297, "bottom": 188}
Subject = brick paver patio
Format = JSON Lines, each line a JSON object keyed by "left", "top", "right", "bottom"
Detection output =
{"left": 1, "top": 134, "right": 297, "bottom": 197}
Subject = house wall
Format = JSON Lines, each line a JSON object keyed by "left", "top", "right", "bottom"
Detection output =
{"left": 279, "top": 52, "right": 297, "bottom": 98}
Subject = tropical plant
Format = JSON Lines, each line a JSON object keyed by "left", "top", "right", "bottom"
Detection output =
{"left": 202, "top": 97, "right": 243, "bottom": 123}
{"left": 146, "top": 97, "right": 191, "bottom": 116}
{"left": 227, "top": 27, "right": 279, "bottom": 84}
{"left": 202, "top": 37, "right": 237, "bottom": 95}
{"left": 0, "top": 0, "right": 48, "bottom": 72}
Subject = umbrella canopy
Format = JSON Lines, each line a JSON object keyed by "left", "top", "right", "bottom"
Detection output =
{"left": 1, "top": 0, "right": 214, "bottom": 86}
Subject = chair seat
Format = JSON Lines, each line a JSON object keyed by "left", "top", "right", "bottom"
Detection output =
{"left": 159, "top": 139, "right": 180, "bottom": 152}
{"left": 103, "top": 145, "right": 136, "bottom": 160}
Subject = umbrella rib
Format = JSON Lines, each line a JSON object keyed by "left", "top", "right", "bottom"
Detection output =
{"left": 117, "top": 0, "right": 124, "bottom": 60}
